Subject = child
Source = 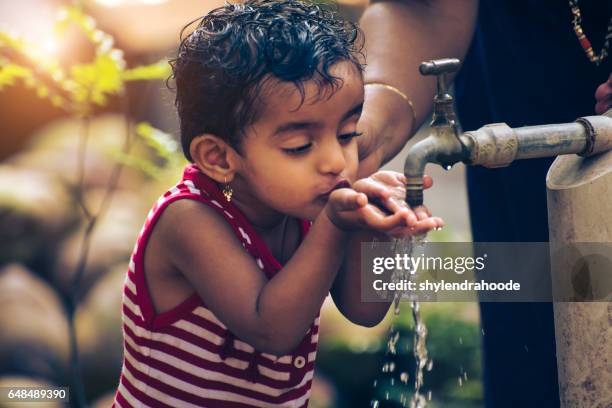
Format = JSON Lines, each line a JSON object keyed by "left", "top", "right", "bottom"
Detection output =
{"left": 112, "top": 1, "right": 443, "bottom": 407}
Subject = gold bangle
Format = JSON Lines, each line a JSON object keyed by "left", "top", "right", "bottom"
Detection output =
{"left": 365, "top": 82, "right": 418, "bottom": 135}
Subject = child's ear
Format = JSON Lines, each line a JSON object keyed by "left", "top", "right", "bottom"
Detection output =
{"left": 189, "top": 134, "right": 241, "bottom": 183}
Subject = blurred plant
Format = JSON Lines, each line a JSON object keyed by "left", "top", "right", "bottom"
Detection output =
{"left": 0, "top": 7, "right": 170, "bottom": 114}
{"left": 0, "top": 6, "right": 180, "bottom": 407}
{"left": 317, "top": 303, "right": 482, "bottom": 408}
{"left": 111, "top": 121, "right": 185, "bottom": 180}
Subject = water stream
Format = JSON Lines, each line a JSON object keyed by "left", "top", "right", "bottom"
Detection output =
{"left": 371, "top": 236, "right": 433, "bottom": 408}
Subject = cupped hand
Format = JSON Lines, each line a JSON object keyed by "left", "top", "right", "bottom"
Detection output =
{"left": 324, "top": 171, "right": 444, "bottom": 237}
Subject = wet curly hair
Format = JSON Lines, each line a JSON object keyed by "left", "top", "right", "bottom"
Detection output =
{"left": 169, "top": 0, "right": 364, "bottom": 161}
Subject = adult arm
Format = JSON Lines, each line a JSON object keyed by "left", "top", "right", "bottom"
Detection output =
{"left": 357, "top": 0, "right": 479, "bottom": 178}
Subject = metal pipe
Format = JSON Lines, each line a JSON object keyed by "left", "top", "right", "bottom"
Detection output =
{"left": 463, "top": 122, "right": 587, "bottom": 166}
{"left": 403, "top": 58, "right": 612, "bottom": 208}
{"left": 404, "top": 112, "right": 612, "bottom": 208}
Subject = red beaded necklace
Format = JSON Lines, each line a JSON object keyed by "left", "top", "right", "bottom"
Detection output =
{"left": 569, "top": 0, "right": 612, "bottom": 66}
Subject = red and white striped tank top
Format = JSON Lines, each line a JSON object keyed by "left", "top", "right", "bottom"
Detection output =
{"left": 113, "top": 164, "right": 319, "bottom": 408}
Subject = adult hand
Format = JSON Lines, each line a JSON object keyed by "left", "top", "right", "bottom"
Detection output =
{"left": 595, "top": 73, "right": 612, "bottom": 114}
{"left": 355, "top": 85, "right": 417, "bottom": 179}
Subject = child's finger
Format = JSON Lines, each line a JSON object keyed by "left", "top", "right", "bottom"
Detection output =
{"left": 411, "top": 217, "right": 445, "bottom": 234}
{"left": 358, "top": 205, "right": 410, "bottom": 230}
{"left": 386, "top": 198, "right": 418, "bottom": 226}
{"left": 372, "top": 171, "right": 407, "bottom": 186}
{"left": 395, "top": 172, "right": 408, "bottom": 185}
{"left": 368, "top": 196, "right": 418, "bottom": 227}
{"left": 383, "top": 196, "right": 405, "bottom": 213}
{"left": 330, "top": 189, "right": 367, "bottom": 212}
{"left": 413, "top": 205, "right": 432, "bottom": 220}
{"left": 388, "top": 214, "right": 445, "bottom": 237}
{"left": 370, "top": 213, "right": 444, "bottom": 237}
{"left": 353, "top": 178, "right": 392, "bottom": 201}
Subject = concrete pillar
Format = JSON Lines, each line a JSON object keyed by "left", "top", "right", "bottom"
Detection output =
{"left": 546, "top": 149, "right": 612, "bottom": 408}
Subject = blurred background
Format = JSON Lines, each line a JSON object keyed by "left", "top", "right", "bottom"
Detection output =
{"left": 0, "top": 0, "right": 481, "bottom": 407}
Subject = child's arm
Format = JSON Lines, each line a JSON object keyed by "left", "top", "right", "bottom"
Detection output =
{"left": 330, "top": 171, "right": 443, "bottom": 326}
{"left": 155, "top": 189, "right": 408, "bottom": 356}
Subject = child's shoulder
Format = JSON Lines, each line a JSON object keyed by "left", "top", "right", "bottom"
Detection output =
{"left": 144, "top": 197, "right": 239, "bottom": 313}
{"left": 150, "top": 164, "right": 240, "bottom": 247}
{"left": 152, "top": 196, "right": 242, "bottom": 264}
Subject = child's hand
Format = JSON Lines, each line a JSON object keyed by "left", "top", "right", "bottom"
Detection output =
{"left": 324, "top": 170, "right": 444, "bottom": 237}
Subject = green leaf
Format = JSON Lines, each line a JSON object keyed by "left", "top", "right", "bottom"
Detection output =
{"left": 107, "top": 150, "right": 162, "bottom": 180}
{"left": 69, "top": 54, "right": 124, "bottom": 105}
{"left": 0, "top": 64, "right": 31, "bottom": 89}
{"left": 135, "top": 122, "right": 180, "bottom": 160}
{"left": 123, "top": 59, "right": 171, "bottom": 81}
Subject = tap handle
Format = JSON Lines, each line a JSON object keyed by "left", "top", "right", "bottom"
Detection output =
{"left": 419, "top": 58, "right": 461, "bottom": 96}
{"left": 419, "top": 58, "right": 461, "bottom": 76}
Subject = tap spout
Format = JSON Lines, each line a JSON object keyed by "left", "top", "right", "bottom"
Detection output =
{"left": 403, "top": 137, "right": 441, "bottom": 207}
{"left": 404, "top": 131, "right": 472, "bottom": 207}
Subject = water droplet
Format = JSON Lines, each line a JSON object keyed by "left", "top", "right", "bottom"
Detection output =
{"left": 394, "top": 300, "right": 401, "bottom": 315}
{"left": 373, "top": 380, "right": 377, "bottom": 387}
{"left": 444, "top": 164, "right": 452, "bottom": 171}
{"left": 427, "top": 390, "right": 432, "bottom": 401}
{"left": 458, "top": 376, "right": 463, "bottom": 387}
{"left": 463, "top": 371, "right": 468, "bottom": 381}
{"left": 458, "top": 336, "right": 463, "bottom": 345}
{"left": 385, "top": 392, "right": 389, "bottom": 400}
{"left": 371, "top": 400, "right": 379, "bottom": 408}
{"left": 426, "top": 359, "right": 433, "bottom": 371}
{"left": 524, "top": 345, "right": 529, "bottom": 352}
{"left": 400, "top": 372, "right": 409, "bottom": 384}
{"left": 390, "top": 378, "right": 395, "bottom": 386}
{"left": 481, "top": 328, "right": 485, "bottom": 336}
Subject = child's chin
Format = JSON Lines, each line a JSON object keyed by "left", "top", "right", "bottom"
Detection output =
{"left": 299, "top": 203, "right": 324, "bottom": 222}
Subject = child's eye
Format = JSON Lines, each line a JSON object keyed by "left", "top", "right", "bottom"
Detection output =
{"left": 338, "top": 131, "right": 363, "bottom": 143}
{"left": 282, "top": 143, "right": 312, "bottom": 155}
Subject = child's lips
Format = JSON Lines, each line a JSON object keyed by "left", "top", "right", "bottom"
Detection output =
{"left": 317, "top": 179, "right": 351, "bottom": 202}
{"left": 333, "top": 180, "right": 351, "bottom": 190}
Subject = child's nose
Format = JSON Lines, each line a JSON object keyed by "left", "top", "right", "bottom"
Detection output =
{"left": 317, "top": 139, "right": 346, "bottom": 175}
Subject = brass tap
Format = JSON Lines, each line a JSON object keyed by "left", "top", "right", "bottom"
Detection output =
{"left": 403, "top": 58, "right": 612, "bottom": 208}
{"left": 404, "top": 58, "right": 469, "bottom": 206}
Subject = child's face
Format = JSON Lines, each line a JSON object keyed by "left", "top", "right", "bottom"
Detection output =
{"left": 235, "top": 60, "right": 363, "bottom": 221}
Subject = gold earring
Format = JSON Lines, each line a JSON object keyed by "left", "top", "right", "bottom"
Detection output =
{"left": 222, "top": 177, "right": 233, "bottom": 202}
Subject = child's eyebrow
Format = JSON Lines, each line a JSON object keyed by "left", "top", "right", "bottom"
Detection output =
{"left": 272, "top": 102, "right": 363, "bottom": 137}
{"left": 342, "top": 102, "right": 363, "bottom": 121}
{"left": 273, "top": 121, "right": 321, "bottom": 137}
